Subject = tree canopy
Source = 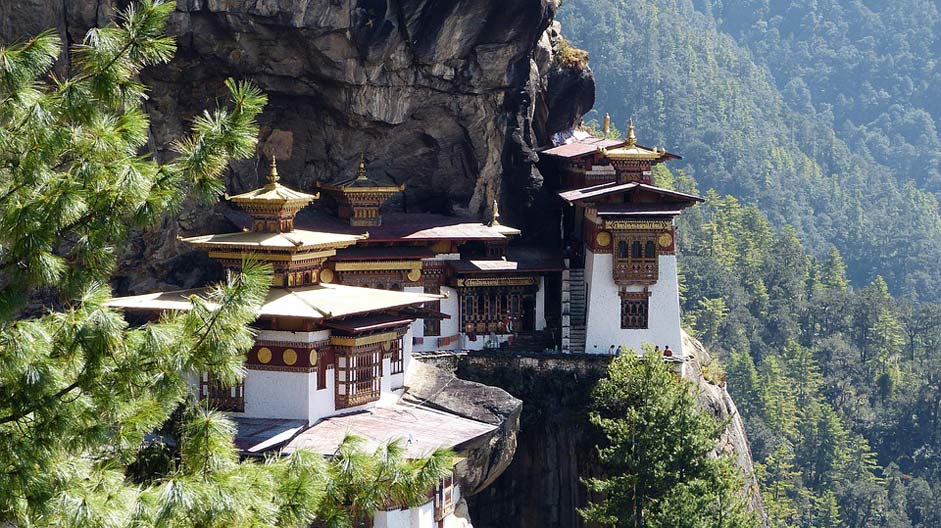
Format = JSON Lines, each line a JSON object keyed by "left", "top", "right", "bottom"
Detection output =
{"left": 0, "top": 2, "right": 451, "bottom": 526}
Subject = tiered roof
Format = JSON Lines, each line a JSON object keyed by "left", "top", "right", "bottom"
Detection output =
{"left": 317, "top": 155, "right": 404, "bottom": 227}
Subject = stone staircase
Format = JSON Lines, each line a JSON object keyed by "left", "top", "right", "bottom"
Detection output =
{"left": 562, "top": 264, "right": 587, "bottom": 354}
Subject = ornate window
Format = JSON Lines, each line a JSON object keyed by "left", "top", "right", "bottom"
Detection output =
{"left": 198, "top": 372, "right": 244, "bottom": 412}
{"left": 460, "top": 287, "right": 534, "bottom": 334}
{"left": 613, "top": 234, "right": 659, "bottom": 284}
{"left": 335, "top": 344, "right": 383, "bottom": 409}
{"left": 620, "top": 291, "right": 650, "bottom": 329}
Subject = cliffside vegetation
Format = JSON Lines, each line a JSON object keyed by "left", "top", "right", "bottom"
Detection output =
{"left": 648, "top": 166, "right": 941, "bottom": 528}
{"left": 582, "top": 350, "right": 757, "bottom": 528}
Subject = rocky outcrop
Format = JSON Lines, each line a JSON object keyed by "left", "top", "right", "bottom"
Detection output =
{"left": 456, "top": 342, "right": 767, "bottom": 528}
{"left": 0, "top": 0, "right": 593, "bottom": 294}
{"left": 683, "top": 333, "right": 767, "bottom": 520}
{"left": 404, "top": 358, "right": 522, "bottom": 496}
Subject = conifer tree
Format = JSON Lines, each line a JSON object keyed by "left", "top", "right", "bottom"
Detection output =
{"left": 579, "top": 348, "right": 759, "bottom": 528}
{"left": 0, "top": 3, "right": 451, "bottom": 526}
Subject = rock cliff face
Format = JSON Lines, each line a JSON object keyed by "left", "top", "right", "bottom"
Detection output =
{"left": 0, "top": 0, "right": 593, "bottom": 293}
{"left": 456, "top": 334, "right": 767, "bottom": 528}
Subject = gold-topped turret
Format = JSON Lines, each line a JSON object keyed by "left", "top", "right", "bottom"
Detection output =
{"left": 317, "top": 155, "right": 405, "bottom": 227}
{"left": 599, "top": 119, "right": 671, "bottom": 184}
{"left": 227, "top": 156, "right": 319, "bottom": 233}
{"left": 267, "top": 155, "right": 280, "bottom": 184}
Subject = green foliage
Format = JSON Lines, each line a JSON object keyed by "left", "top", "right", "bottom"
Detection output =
{"left": 556, "top": 36, "right": 590, "bottom": 70}
{"left": 580, "top": 348, "right": 758, "bottom": 528}
{"left": 560, "top": 0, "right": 941, "bottom": 299}
{"left": 0, "top": 3, "right": 452, "bottom": 526}
{"left": 640, "top": 165, "right": 941, "bottom": 527}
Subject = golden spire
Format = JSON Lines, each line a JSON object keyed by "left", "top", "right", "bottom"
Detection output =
{"left": 626, "top": 118, "right": 636, "bottom": 146}
{"left": 603, "top": 113, "right": 611, "bottom": 135}
{"left": 267, "top": 155, "right": 280, "bottom": 185}
{"left": 356, "top": 152, "right": 368, "bottom": 181}
{"left": 491, "top": 199, "right": 501, "bottom": 226}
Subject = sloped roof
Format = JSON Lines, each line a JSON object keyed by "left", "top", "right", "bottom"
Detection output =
{"left": 558, "top": 181, "right": 703, "bottom": 205}
{"left": 181, "top": 230, "right": 364, "bottom": 251}
{"left": 106, "top": 283, "right": 444, "bottom": 321}
{"left": 283, "top": 402, "right": 496, "bottom": 458}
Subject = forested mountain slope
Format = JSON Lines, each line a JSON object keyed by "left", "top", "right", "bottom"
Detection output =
{"left": 558, "top": 0, "right": 941, "bottom": 298}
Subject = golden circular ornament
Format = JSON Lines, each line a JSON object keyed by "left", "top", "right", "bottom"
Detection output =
{"left": 596, "top": 231, "right": 612, "bottom": 247}
{"left": 407, "top": 268, "right": 422, "bottom": 282}
{"left": 309, "top": 349, "right": 318, "bottom": 366}
{"left": 657, "top": 232, "right": 674, "bottom": 248}
{"left": 320, "top": 268, "right": 334, "bottom": 283}
{"left": 257, "top": 347, "right": 272, "bottom": 364}
{"left": 282, "top": 348, "right": 297, "bottom": 366}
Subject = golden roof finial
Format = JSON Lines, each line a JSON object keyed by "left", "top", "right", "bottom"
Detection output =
{"left": 626, "top": 117, "right": 636, "bottom": 146}
{"left": 491, "top": 198, "right": 501, "bottom": 226}
{"left": 267, "top": 155, "right": 280, "bottom": 184}
{"left": 356, "top": 152, "right": 368, "bottom": 181}
{"left": 603, "top": 113, "right": 611, "bottom": 135}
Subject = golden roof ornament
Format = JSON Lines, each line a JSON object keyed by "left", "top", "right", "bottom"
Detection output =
{"left": 267, "top": 155, "right": 280, "bottom": 185}
{"left": 490, "top": 199, "right": 501, "bottom": 226}
{"left": 598, "top": 118, "right": 668, "bottom": 162}
{"left": 356, "top": 152, "right": 368, "bottom": 181}
{"left": 603, "top": 113, "right": 611, "bottom": 135}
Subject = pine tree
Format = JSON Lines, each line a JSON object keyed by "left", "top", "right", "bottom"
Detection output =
{"left": 579, "top": 348, "right": 759, "bottom": 527}
{"left": 0, "top": 3, "right": 451, "bottom": 526}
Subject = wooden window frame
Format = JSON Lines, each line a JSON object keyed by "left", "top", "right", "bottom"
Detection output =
{"left": 198, "top": 372, "right": 244, "bottom": 412}
{"left": 614, "top": 233, "right": 659, "bottom": 284}
{"left": 335, "top": 344, "right": 383, "bottom": 409}
{"left": 620, "top": 291, "right": 650, "bottom": 329}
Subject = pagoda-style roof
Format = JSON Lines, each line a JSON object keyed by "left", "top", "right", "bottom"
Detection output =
{"left": 181, "top": 230, "right": 364, "bottom": 252}
{"left": 227, "top": 157, "right": 318, "bottom": 210}
{"left": 559, "top": 181, "right": 703, "bottom": 205}
{"left": 600, "top": 120, "right": 673, "bottom": 162}
{"left": 106, "top": 283, "right": 445, "bottom": 321}
{"left": 316, "top": 155, "right": 404, "bottom": 227}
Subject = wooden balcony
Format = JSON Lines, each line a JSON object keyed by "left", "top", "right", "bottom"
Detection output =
{"left": 613, "top": 258, "right": 658, "bottom": 285}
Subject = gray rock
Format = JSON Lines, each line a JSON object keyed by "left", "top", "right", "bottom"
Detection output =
{"left": 0, "top": 0, "right": 594, "bottom": 295}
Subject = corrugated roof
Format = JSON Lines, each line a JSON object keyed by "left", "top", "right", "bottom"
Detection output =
{"left": 283, "top": 403, "right": 496, "bottom": 459}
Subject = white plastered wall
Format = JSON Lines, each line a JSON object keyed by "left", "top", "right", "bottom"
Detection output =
{"left": 583, "top": 249, "right": 684, "bottom": 356}
{"left": 238, "top": 329, "right": 332, "bottom": 423}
